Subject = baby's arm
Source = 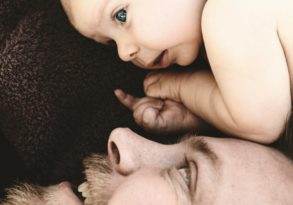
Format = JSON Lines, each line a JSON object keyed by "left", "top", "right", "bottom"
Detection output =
{"left": 145, "top": 66, "right": 290, "bottom": 144}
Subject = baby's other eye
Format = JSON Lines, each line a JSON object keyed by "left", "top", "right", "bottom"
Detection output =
{"left": 115, "top": 8, "right": 127, "bottom": 24}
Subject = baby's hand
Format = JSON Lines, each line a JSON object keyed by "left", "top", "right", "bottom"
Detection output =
{"left": 144, "top": 71, "right": 187, "bottom": 102}
{"left": 115, "top": 89, "right": 200, "bottom": 134}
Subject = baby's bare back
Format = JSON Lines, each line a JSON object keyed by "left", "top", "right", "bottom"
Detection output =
{"left": 204, "top": 0, "right": 293, "bottom": 92}
{"left": 276, "top": 0, "right": 293, "bottom": 89}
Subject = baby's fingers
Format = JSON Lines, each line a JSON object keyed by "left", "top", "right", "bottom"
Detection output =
{"left": 114, "top": 89, "right": 139, "bottom": 110}
{"left": 144, "top": 72, "right": 180, "bottom": 101}
{"left": 133, "top": 99, "right": 164, "bottom": 126}
{"left": 141, "top": 108, "right": 167, "bottom": 132}
{"left": 143, "top": 72, "right": 163, "bottom": 91}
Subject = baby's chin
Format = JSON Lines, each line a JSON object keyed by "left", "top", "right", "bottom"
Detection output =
{"left": 171, "top": 47, "right": 199, "bottom": 67}
{"left": 176, "top": 56, "right": 197, "bottom": 67}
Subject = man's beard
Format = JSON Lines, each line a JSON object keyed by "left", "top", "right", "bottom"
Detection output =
{"left": 78, "top": 154, "right": 113, "bottom": 205}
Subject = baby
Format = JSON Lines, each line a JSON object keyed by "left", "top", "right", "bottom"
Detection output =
{"left": 61, "top": 0, "right": 292, "bottom": 144}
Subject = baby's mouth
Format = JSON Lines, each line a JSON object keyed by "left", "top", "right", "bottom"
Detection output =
{"left": 153, "top": 50, "right": 167, "bottom": 66}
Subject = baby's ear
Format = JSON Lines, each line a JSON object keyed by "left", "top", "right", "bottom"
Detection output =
{"left": 1, "top": 183, "right": 44, "bottom": 205}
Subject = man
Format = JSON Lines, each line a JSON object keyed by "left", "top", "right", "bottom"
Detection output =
{"left": 3, "top": 128, "right": 292, "bottom": 204}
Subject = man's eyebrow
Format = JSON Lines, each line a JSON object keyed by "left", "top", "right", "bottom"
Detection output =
{"left": 190, "top": 138, "right": 218, "bottom": 163}
{"left": 181, "top": 135, "right": 219, "bottom": 164}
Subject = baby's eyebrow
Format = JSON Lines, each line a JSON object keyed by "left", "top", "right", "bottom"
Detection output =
{"left": 95, "top": 0, "right": 110, "bottom": 28}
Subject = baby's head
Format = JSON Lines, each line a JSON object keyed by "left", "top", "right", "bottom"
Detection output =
{"left": 61, "top": 0, "right": 206, "bottom": 69}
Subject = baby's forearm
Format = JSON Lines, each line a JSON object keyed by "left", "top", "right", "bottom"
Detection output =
{"left": 178, "top": 70, "right": 289, "bottom": 143}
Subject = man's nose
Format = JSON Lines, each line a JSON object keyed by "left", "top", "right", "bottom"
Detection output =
{"left": 117, "top": 41, "right": 139, "bottom": 62}
{"left": 107, "top": 128, "right": 185, "bottom": 175}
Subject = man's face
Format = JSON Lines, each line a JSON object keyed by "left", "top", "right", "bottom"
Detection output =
{"left": 81, "top": 128, "right": 293, "bottom": 204}
{"left": 61, "top": 0, "right": 205, "bottom": 69}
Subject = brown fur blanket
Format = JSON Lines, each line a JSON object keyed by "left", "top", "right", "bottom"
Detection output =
{"left": 0, "top": 0, "right": 153, "bottom": 192}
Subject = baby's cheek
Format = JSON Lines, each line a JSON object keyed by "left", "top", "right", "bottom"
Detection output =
{"left": 133, "top": 19, "right": 196, "bottom": 50}
{"left": 175, "top": 42, "right": 200, "bottom": 66}
{"left": 132, "top": 1, "right": 198, "bottom": 49}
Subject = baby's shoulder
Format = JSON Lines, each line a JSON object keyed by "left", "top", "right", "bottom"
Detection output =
{"left": 201, "top": 0, "right": 279, "bottom": 44}
{"left": 202, "top": 0, "right": 291, "bottom": 23}
{"left": 202, "top": 0, "right": 274, "bottom": 23}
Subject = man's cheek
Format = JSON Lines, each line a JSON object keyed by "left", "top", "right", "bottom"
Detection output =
{"left": 58, "top": 194, "right": 83, "bottom": 205}
{"left": 55, "top": 182, "right": 83, "bottom": 205}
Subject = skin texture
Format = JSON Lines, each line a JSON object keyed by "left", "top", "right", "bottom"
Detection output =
{"left": 79, "top": 128, "right": 293, "bottom": 205}
{"left": 61, "top": 0, "right": 293, "bottom": 144}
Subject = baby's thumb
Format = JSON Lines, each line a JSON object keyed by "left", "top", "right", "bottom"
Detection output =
{"left": 142, "top": 107, "right": 161, "bottom": 130}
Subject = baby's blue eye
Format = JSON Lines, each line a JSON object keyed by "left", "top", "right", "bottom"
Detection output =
{"left": 115, "top": 9, "right": 127, "bottom": 23}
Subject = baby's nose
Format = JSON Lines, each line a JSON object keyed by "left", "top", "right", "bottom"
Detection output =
{"left": 117, "top": 42, "right": 139, "bottom": 62}
{"left": 108, "top": 128, "right": 185, "bottom": 175}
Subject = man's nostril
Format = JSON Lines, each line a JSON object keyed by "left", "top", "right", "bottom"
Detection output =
{"left": 110, "top": 142, "right": 120, "bottom": 164}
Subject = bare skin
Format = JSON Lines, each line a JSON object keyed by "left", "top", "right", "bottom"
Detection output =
{"left": 61, "top": 0, "right": 292, "bottom": 143}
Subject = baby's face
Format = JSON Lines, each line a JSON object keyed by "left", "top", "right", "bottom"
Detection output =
{"left": 61, "top": 0, "right": 205, "bottom": 69}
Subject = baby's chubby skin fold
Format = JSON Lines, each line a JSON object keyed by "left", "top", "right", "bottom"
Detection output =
{"left": 142, "top": 69, "right": 290, "bottom": 143}
{"left": 61, "top": 0, "right": 292, "bottom": 143}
